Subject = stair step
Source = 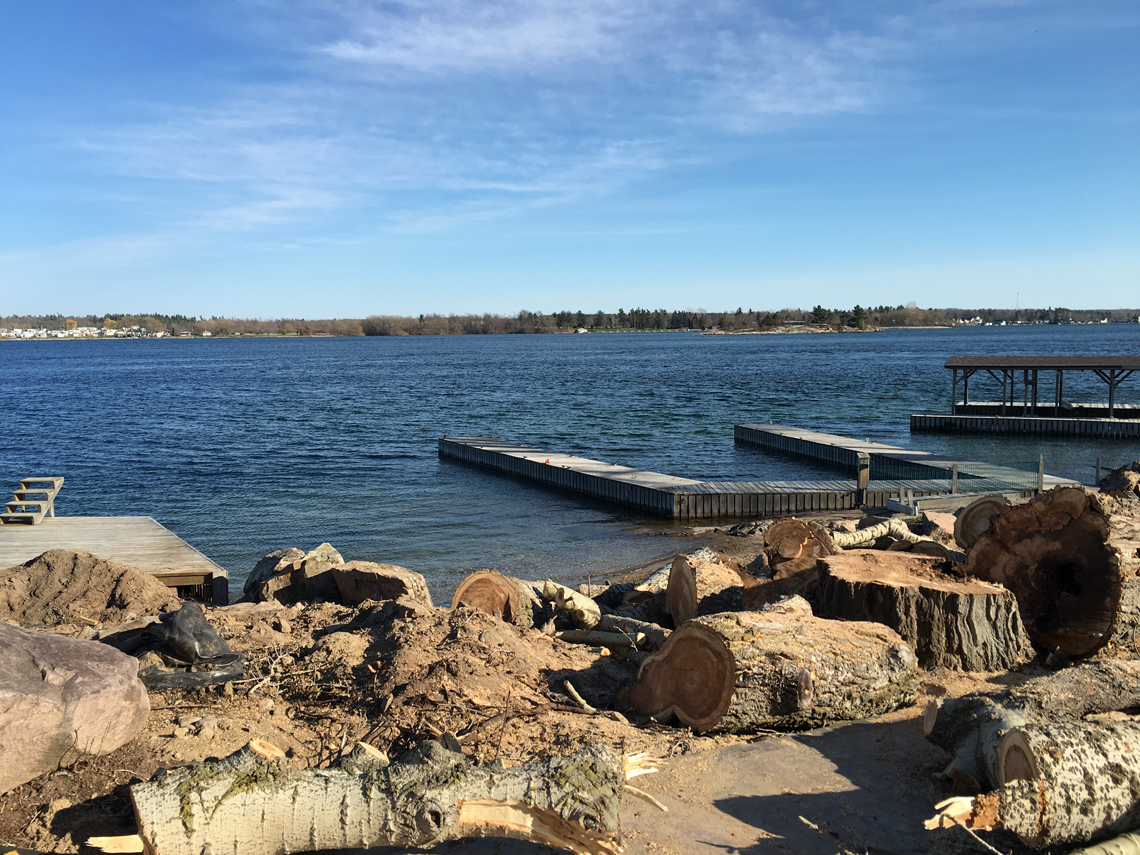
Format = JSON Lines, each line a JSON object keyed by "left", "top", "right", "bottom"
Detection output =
{"left": 6, "top": 501, "right": 47, "bottom": 512}
{"left": 19, "top": 477, "right": 64, "bottom": 490}
{"left": 0, "top": 511, "right": 46, "bottom": 525}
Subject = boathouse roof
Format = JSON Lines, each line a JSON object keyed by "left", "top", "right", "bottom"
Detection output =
{"left": 945, "top": 355, "right": 1140, "bottom": 371}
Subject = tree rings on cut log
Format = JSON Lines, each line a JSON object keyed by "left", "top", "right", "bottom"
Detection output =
{"left": 955, "top": 495, "right": 1011, "bottom": 549}
{"left": 620, "top": 597, "right": 918, "bottom": 733}
{"left": 765, "top": 518, "right": 837, "bottom": 579}
{"left": 665, "top": 555, "right": 743, "bottom": 625}
{"left": 962, "top": 487, "right": 1140, "bottom": 657}
{"left": 617, "top": 621, "right": 736, "bottom": 732}
{"left": 452, "top": 570, "right": 547, "bottom": 629}
{"left": 816, "top": 550, "right": 1033, "bottom": 671}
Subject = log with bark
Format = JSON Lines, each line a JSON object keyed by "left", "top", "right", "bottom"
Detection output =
{"left": 542, "top": 579, "right": 603, "bottom": 629}
{"left": 618, "top": 596, "right": 918, "bottom": 733}
{"left": 451, "top": 570, "right": 553, "bottom": 630}
{"left": 962, "top": 486, "right": 1140, "bottom": 657}
{"left": 664, "top": 554, "right": 744, "bottom": 625}
{"left": 927, "top": 720, "right": 1140, "bottom": 849}
{"left": 923, "top": 659, "right": 1140, "bottom": 791}
{"left": 954, "top": 495, "right": 1012, "bottom": 550}
{"left": 116, "top": 738, "right": 653, "bottom": 855}
{"left": 815, "top": 550, "right": 1033, "bottom": 671}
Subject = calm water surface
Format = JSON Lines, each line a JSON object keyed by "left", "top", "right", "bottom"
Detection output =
{"left": 2, "top": 325, "right": 1137, "bottom": 597}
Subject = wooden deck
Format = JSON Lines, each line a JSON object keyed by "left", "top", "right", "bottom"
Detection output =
{"left": 734, "top": 423, "right": 1074, "bottom": 490}
{"left": 0, "top": 516, "right": 229, "bottom": 603}
{"left": 439, "top": 436, "right": 978, "bottom": 520}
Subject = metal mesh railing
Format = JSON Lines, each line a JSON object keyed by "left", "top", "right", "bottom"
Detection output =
{"left": 868, "top": 454, "right": 1042, "bottom": 494}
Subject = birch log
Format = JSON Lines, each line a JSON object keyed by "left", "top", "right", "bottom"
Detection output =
{"left": 962, "top": 487, "right": 1140, "bottom": 657}
{"left": 129, "top": 739, "right": 629, "bottom": 855}
{"left": 619, "top": 597, "right": 918, "bottom": 733}
{"left": 924, "top": 659, "right": 1140, "bottom": 791}
{"left": 929, "top": 721, "right": 1140, "bottom": 849}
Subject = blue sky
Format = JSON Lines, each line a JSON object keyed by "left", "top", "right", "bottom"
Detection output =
{"left": 1, "top": 1, "right": 1137, "bottom": 317}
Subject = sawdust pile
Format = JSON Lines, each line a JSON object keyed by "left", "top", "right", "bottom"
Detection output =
{"left": 0, "top": 550, "right": 181, "bottom": 627}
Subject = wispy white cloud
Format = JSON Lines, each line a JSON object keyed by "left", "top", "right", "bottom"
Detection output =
{"left": 32, "top": 0, "right": 1134, "bottom": 262}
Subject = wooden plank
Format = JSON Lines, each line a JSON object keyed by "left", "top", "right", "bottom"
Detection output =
{"left": 0, "top": 516, "right": 229, "bottom": 603}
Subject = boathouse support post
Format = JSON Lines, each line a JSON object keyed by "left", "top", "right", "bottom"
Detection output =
{"left": 952, "top": 464, "right": 959, "bottom": 495}
{"left": 1109, "top": 369, "right": 1117, "bottom": 418}
{"left": 1001, "top": 370, "right": 1008, "bottom": 416}
{"left": 951, "top": 368, "right": 958, "bottom": 413}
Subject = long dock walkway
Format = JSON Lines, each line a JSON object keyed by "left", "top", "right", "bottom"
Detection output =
{"left": 439, "top": 437, "right": 988, "bottom": 520}
{"left": 0, "top": 516, "right": 229, "bottom": 603}
{"left": 912, "top": 413, "right": 1140, "bottom": 438}
{"left": 734, "top": 423, "right": 1074, "bottom": 490}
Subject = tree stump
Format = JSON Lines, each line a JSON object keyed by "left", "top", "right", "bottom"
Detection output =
{"left": 930, "top": 721, "right": 1140, "bottom": 849}
{"left": 816, "top": 550, "right": 1033, "bottom": 671}
{"left": 955, "top": 495, "right": 1011, "bottom": 549}
{"left": 962, "top": 486, "right": 1140, "bottom": 657}
{"left": 665, "top": 554, "right": 744, "bottom": 625}
{"left": 924, "top": 659, "right": 1140, "bottom": 791}
{"left": 764, "top": 518, "right": 837, "bottom": 579}
{"left": 128, "top": 739, "right": 629, "bottom": 855}
{"left": 619, "top": 597, "right": 918, "bottom": 733}
{"left": 451, "top": 570, "right": 550, "bottom": 630}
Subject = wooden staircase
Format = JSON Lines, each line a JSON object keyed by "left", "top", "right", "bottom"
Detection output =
{"left": 1, "top": 477, "right": 64, "bottom": 525}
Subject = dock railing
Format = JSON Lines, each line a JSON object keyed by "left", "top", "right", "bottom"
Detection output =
{"left": 867, "top": 454, "right": 1044, "bottom": 496}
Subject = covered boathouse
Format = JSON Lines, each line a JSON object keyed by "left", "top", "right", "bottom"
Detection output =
{"left": 911, "top": 355, "right": 1140, "bottom": 438}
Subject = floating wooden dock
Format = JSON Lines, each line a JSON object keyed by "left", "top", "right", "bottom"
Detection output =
{"left": 911, "top": 413, "right": 1140, "bottom": 438}
{"left": 439, "top": 436, "right": 984, "bottom": 520}
{"left": 0, "top": 516, "right": 229, "bottom": 604}
{"left": 734, "top": 423, "right": 1074, "bottom": 490}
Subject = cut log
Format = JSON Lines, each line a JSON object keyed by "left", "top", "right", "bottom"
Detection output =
{"left": 830, "top": 518, "right": 928, "bottom": 549}
{"left": 541, "top": 579, "right": 602, "bottom": 629}
{"left": 596, "top": 614, "right": 669, "bottom": 651}
{"left": 928, "top": 721, "right": 1140, "bottom": 848}
{"left": 764, "top": 518, "right": 838, "bottom": 578}
{"left": 129, "top": 738, "right": 630, "bottom": 855}
{"left": 619, "top": 596, "right": 918, "bottom": 733}
{"left": 815, "top": 550, "right": 1033, "bottom": 671}
{"left": 923, "top": 659, "right": 1140, "bottom": 791}
{"left": 962, "top": 486, "right": 1140, "bottom": 657}
{"left": 664, "top": 554, "right": 744, "bottom": 625}
{"left": 451, "top": 570, "right": 550, "bottom": 630}
{"left": 954, "top": 495, "right": 1012, "bottom": 549}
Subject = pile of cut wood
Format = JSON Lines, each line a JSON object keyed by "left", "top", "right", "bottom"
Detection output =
{"left": 92, "top": 475, "right": 1140, "bottom": 854}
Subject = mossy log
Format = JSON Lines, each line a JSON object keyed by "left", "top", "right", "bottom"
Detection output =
{"left": 962, "top": 486, "right": 1140, "bottom": 657}
{"left": 815, "top": 550, "right": 1033, "bottom": 671}
{"left": 929, "top": 721, "right": 1140, "bottom": 849}
{"left": 451, "top": 570, "right": 551, "bottom": 630}
{"left": 664, "top": 554, "right": 744, "bottom": 625}
{"left": 619, "top": 597, "right": 918, "bottom": 734}
{"left": 924, "top": 659, "right": 1140, "bottom": 791}
{"left": 128, "top": 738, "right": 631, "bottom": 855}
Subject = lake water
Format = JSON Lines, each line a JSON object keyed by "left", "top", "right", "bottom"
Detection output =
{"left": 2, "top": 325, "right": 1137, "bottom": 598}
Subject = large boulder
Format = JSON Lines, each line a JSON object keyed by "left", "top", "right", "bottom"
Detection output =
{"left": 0, "top": 623, "right": 149, "bottom": 794}
{"left": 331, "top": 561, "right": 434, "bottom": 608}
{"left": 242, "top": 548, "right": 305, "bottom": 602}
{"left": 0, "top": 550, "right": 181, "bottom": 627}
{"left": 242, "top": 544, "right": 343, "bottom": 604}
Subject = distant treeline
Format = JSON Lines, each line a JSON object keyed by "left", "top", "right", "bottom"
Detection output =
{"left": 4, "top": 305, "right": 1137, "bottom": 336}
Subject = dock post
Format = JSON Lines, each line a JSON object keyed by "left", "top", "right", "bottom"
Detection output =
{"left": 1037, "top": 455, "right": 1044, "bottom": 495}
{"left": 856, "top": 452, "right": 870, "bottom": 506}
{"left": 951, "top": 464, "right": 958, "bottom": 494}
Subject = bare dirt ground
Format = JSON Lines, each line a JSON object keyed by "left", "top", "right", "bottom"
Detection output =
{"left": 0, "top": 519, "right": 1039, "bottom": 854}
